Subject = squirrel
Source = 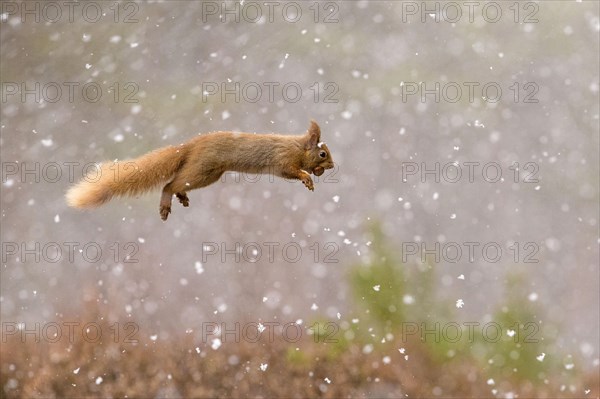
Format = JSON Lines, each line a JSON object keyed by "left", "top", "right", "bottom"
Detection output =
{"left": 66, "top": 120, "right": 335, "bottom": 221}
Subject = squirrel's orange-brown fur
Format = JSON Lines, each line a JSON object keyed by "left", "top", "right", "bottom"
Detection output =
{"left": 66, "top": 120, "right": 334, "bottom": 220}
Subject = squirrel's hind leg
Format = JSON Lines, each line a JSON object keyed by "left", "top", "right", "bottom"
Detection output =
{"left": 159, "top": 187, "right": 188, "bottom": 220}
{"left": 159, "top": 184, "right": 174, "bottom": 221}
{"left": 176, "top": 192, "right": 190, "bottom": 207}
{"left": 159, "top": 168, "right": 223, "bottom": 220}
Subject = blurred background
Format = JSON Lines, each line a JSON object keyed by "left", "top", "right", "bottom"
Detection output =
{"left": 1, "top": 1, "right": 598, "bottom": 397}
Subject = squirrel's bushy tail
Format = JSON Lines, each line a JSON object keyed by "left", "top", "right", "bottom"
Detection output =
{"left": 66, "top": 145, "right": 187, "bottom": 208}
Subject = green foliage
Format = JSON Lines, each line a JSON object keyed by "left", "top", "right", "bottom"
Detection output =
{"left": 308, "top": 320, "right": 351, "bottom": 359}
{"left": 475, "top": 274, "right": 562, "bottom": 383}
{"left": 285, "top": 346, "right": 309, "bottom": 366}
{"left": 346, "top": 222, "right": 575, "bottom": 387}
{"left": 348, "top": 222, "right": 448, "bottom": 336}
{"left": 349, "top": 222, "right": 407, "bottom": 331}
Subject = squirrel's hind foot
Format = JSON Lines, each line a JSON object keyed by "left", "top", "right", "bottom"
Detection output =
{"left": 176, "top": 192, "right": 190, "bottom": 207}
{"left": 160, "top": 205, "right": 171, "bottom": 221}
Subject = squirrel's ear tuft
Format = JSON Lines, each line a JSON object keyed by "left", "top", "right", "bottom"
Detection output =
{"left": 305, "top": 120, "right": 321, "bottom": 149}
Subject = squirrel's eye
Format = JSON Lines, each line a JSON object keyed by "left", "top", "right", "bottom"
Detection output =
{"left": 319, "top": 151, "right": 327, "bottom": 158}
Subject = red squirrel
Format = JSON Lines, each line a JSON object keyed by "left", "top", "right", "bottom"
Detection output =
{"left": 66, "top": 120, "right": 335, "bottom": 220}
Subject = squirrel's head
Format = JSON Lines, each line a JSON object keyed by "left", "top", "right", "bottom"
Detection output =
{"left": 303, "top": 120, "right": 334, "bottom": 176}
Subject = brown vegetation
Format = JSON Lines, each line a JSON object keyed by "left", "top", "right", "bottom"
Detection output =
{"left": 2, "top": 317, "right": 597, "bottom": 398}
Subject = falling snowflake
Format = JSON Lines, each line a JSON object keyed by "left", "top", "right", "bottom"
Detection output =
{"left": 528, "top": 292, "right": 538, "bottom": 301}
{"left": 194, "top": 261, "right": 204, "bottom": 274}
{"left": 565, "top": 363, "right": 575, "bottom": 370}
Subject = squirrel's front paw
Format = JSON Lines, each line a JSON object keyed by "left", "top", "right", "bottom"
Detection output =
{"left": 301, "top": 175, "right": 314, "bottom": 191}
